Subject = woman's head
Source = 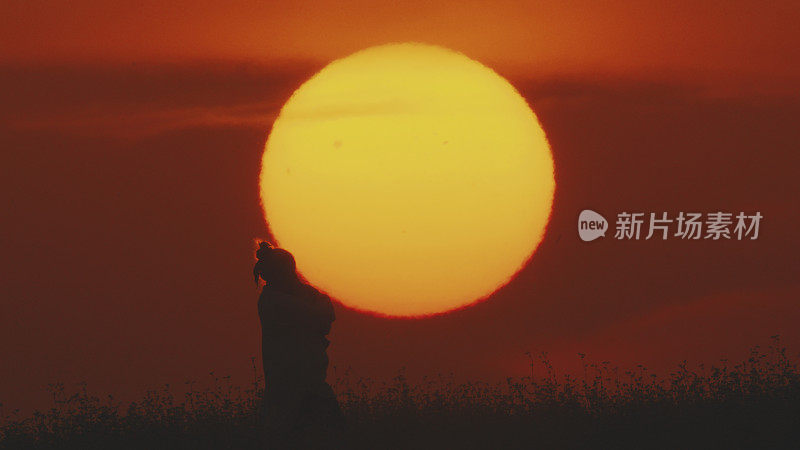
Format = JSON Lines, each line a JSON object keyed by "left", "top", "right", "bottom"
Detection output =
{"left": 253, "top": 242, "right": 298, "bottom": 286}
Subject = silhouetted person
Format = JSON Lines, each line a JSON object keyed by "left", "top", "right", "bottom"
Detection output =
{"left": 253, "top": 242, "right": 343, "bottom": 447}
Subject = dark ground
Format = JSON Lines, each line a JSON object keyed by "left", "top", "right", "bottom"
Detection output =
{"left": 2, "top": 338, "right": 799, "bottom": 449}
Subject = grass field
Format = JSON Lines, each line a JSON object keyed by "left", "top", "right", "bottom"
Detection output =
{"left": 2, "top": 337, "right": 799, "bottom": 449}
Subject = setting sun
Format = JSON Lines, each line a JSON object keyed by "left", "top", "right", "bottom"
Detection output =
{"left": 260, "top": 43, "right": 554, "bottom": 317}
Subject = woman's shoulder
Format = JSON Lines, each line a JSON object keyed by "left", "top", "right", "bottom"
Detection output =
{"left": 297, "top": 282, "right": 329, "bottom": 301}
{"left": 297, "top": 283, "right": 332, "bottom": 311}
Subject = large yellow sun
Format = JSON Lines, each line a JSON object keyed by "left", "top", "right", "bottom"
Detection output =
{"left": 260, "top": 43, "right": 554, "bottom": 317}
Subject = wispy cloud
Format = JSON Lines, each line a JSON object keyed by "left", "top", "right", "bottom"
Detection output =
{"left": 0, "top": 61, "right": 317, "bottom": 136}
{"left": 4, "top": 62, "right": 798, "bottom": 138}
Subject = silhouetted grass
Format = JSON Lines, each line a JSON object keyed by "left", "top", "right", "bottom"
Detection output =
{"left": 2, "top": 336, "right": 799, "bottom": 449}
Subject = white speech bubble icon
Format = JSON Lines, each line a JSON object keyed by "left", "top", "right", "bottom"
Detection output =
{"left": 578, "top": 210, "right": 608, "bottom": 241}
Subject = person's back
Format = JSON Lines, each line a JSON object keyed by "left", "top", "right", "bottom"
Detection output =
{"left": 259, "top": 283, "right": 334, "bottom": 382}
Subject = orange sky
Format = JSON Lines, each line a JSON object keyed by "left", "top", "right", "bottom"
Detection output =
{"left": 3, "top": 0, "right": 799, "bottom": 83}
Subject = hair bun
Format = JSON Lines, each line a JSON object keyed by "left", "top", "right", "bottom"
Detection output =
{"left": 256, "top": 241, "right": 274, "bottom": 261}
{"left": 254, "top": 243, "right": 297, "bottom": 286}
